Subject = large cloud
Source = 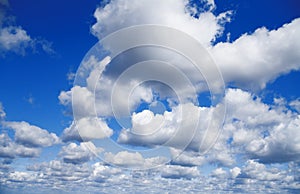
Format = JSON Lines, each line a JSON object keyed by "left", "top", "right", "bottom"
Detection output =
{"left": 211, "top": 18, "right": 300, "bottom": 90}
{"left": 160, "top": 165, "right": 200, "bottom": 179}
{"left": 92, "top": 0, "right": 231, "bottom": 46}
{"left": 4, "top": 121, "right": 60, "bottom": 147}
{"left": 0, "top": 133, "right": 40, "bottom": 158}
{"left": 104, "top": 151, "right": 167, "bottom": 169}
{"left": 117, "top": 103, "right": 209, "bottom": 151}
{"left": 213, "top": 88, "right": 300, "bottom": 164}
{"left": 59, "top": 142, "right": 102, "bottom": 164}
{"left": 61, "top": 117, "right": 114, "bottom": 142}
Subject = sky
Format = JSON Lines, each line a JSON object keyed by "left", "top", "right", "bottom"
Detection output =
{"left": 0, "top": 0, "right": 300, "bottom": 193}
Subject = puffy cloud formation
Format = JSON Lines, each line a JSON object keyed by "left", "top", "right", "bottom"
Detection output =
{"left": 0, "top": 26, "right": 31, "bottom": 54}
{"left": 104, "top": 151, "right": 167, "bottom": 169}
{"left": 0, "top": 103, "right": 59, "bottom": 160}
{"left": 160, "top": 165, "right": 200, "bottom": 179}
{"left": 222, "top": 89, "right": 300, "bottom": 163}
{"left": 61, "top": 117, "right": 113, "bottom": 142}
{"left": 4, "top": 121, "right": 60, "bottom": 147}
{"left": 91, "top": 0, "right": 231, "bottom": 46}
{"left": 59, "top": 142, "right": 102, "bottom": 164}
{"left": 0, "top": 133, "right": 40, "bottom": 158}
{"left": 1, "top": 158, "right": 299, "bottom": 193}
{"left": 118, "top": 103, "right": 218, "bottom": 152}
{"left": 0, "top": 0, "right": 53, "bottom": 55}
{"left": 211, "top": 18, "right": 300, "bottom": 90}
{"left": 91, "top": 0, "right": 300, "bottom": 92}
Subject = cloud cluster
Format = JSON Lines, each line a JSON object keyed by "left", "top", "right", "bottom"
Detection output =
{"left": 0, "top": 104, "right": 59, "bottom": 160}
{"left": 59, "top": 142, "right": 101, "bottom": 164}
{"left": 91, "top": 0, "right": 231, "bottom": 46}
{"left": 1, "top": 158, "right": 299, "bottom": 193}
{"left": 104, "top": 151, "right": 167, "bottom": 169}
{"left": 0, "top": 133, "right": 40, "bottom": 158}
{"left": 4, "top": 121, "right": 60, "bottom": 147}
{"left": 211, "top": 18, "right": 300, "bottom": 90}
{"left": 0, "top": 0, "right": 53, "bottom": 56}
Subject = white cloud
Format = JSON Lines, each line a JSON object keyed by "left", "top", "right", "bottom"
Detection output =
{"left": 61, "top": 117, "right": 113, "bottom": 142}
{"left": 0, "top": 26, "right": 31, "bottom": 54}
{"left": 0, "top": 133, "right": 40, "bottom": 158}
{"left": 211, "top": 167, "right": 227, "bottom": 178}
{"left": 217, "top": 88, "right": 300, "bottom": 164}
{"left": 211, "top": 18, "right": 300, "bottom": 90}
{"left": 0, "top": 1, "right": 54, "bottom": 56}
{"left": 160, "top": 165, "right": 200, "bottom": 179}
{"left": 170, "top": 148, "right": 206, "bottom": 166}
{"left": 117, "top": 103, "right": 202, "bottom": 150}
{"left": 241, "top": 160, "right": 293, "bottom": 182}
{"left": 91, "top": 162, "right": 122, "bottom": 181}
{"left": 104, "top": 151, "right": 167, "bottom": 169}
{"left": 230, "top": 167, "right": 241, "bottom": 179}
{"left": 0, "top": 102, "right": 5, "bottom": 120}
{"left": 290, "top": 99, "right": 300, "bottom": 113}
{"left": 4, "top": 121, "right": 60, "bottom": 147}
{"left": 59, "top": 142, "right": 102, "bottom": 164}
{"left": 92, "top": 0, "right": 231, "bottom": 46}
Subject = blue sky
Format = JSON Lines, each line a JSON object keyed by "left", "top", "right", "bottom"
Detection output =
{"left": 0, "top": 0, "right": 300, "bottom": 193}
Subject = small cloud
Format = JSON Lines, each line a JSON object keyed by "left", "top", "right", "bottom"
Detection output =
{"left": 0, "top": 1, "right": 54, "bottom": 56}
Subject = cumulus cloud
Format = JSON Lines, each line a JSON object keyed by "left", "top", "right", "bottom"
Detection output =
{"left": 0, "top": 0, "right": 53, "bottom": 56}
{"left": 0, "top": 133, "right": 40, "bottom": 158}
{"left": 212, "top": 88, "right": 300, "bottom": 164}
{"left": 211, "top": 18, "right": 300, "bottom": 90}
{"left": 53, "top": 0, "right": 300, "bottom": 189}
{"left": 4, "top": 121, "right": 60, "bottom": 147}
{"left": 241, "top": 160, "right": 293, "bottom": 182}
{"left": 59, "top": 142, "right": 102, "bottom": 164}
{"left": 104, "top": 151, "right": 167, "bottom": 169}
{"left": 170, "top": 148, "right": 206, "bottom": 167}
{"left": 61, "top": 117, "right": 113, "bottom": 142}
{"left": 160, "top": 165, "right": 200, "bottom": 179}
{"left": 290, "top": 99, "right": 300, "bottom": 113}
{"left": 0, "top": 26, "right": 31, "bottom": 54}
{"left": 92, "top": 0, "right": 231, "bottom": 46}
{"left": 117, "top": 103, "right": 203, "bottom": 151}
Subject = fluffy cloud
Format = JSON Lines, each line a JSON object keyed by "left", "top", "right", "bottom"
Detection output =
{"left": 241, "top": 160, "right": 293, "bottom": 182}
{"left": 59, "top": 142, "right": 102, "bottom": 164}
{"left": 290, "top": 99, "right": 300, "bottom": 113}
{"left": 92, "top": 0, "right": 231, "bottom": 46}
{"left": 0, "top": 102, "right": 5, "bottom": 119}
{"left": 104, "top": 151, "right": 167, "bottom": 169}
{"left": 0, "top": 133, "right": 40, "bottom": 158}
{"left": 118, "top": 103, "right": 202, "bottom": 150}
{"left": 61, "top": 117, "right": 113, "bottom": 142}
{"left": 215, "top": 88, "right": 300, "bottom": 164}
{"left": 170, "top": 148, "right": 206, "bottom": 166}
{"left": 160, "top": 165, "right": 200, "bottom": 179}
{"left": 211, "top": 18, "right": 300, "bottom": 90}
{"left": 0, "top": 26, "right": 31, "bottom": 54}
{"left": 1, "top": 158, "right": 299, "bottom": 193}
{"left": 0, "top": 0, "right": 53, "bottom": 56}
{"left": 4, "top": 121, "right": 60, "bottom": 147}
